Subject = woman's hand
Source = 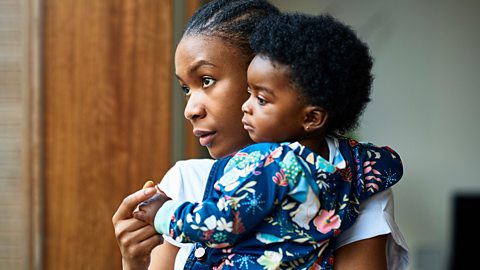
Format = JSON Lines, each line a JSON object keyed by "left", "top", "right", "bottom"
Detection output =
{"left": 112, "top": 187, "right": 164, "bottom": 270}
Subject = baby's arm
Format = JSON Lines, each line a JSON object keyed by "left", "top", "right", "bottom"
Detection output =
{"left": 352, "top": 140, "right": 403, "bottom": 199}
{"left": 153, "top": 144, "right": 291, "bottom": 247}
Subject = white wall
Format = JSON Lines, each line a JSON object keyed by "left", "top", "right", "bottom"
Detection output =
{"left": 271, "top": 0, "right": 480, "bottom": 269}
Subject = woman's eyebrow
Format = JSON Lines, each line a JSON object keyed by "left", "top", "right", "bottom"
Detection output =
{"left": 189, "top": 60, "right": 216, "bottom": 74}
{"left": 175, "top": 60, "right": 216, "bottom": 81}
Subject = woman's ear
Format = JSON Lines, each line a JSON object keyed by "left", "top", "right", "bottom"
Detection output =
{"left": 303, "top": 106, "right": 328, "bottom": 132}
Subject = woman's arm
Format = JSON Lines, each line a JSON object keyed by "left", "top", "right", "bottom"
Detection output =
{"left": 148, "top": 242, "right": 180, "bottom": 270}
{"left": 148, "top": 159, "right": 213, "bottom": 269}
{"left": 331, "top": 189, "right": 409, "bottom": 270}
{"left": 333, "top": 235, "right": 388, "bottom": 270}
{"left": 112, "top": 187, "right": 163, "bottom": 270}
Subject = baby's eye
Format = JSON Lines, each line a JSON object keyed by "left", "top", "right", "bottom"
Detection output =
{"left": 246, "top": 87, "right": 252, "bottom": 95}
{"left": 201, "top": 77, "right": 216, "bottom": 88}
{"left": 180, "top": 85, "right": 191, "bottom": 96}
{"left": 257, "top": 97, "right": 267, "bottom": 106}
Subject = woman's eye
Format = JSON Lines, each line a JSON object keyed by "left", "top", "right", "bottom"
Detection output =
{"left": 202, "top": 77, "right": 215, "bottom": 88}
{"left": 181, "top": 85, "right": 191, "bottom": 95}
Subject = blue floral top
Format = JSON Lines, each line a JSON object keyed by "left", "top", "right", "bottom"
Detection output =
{"left": 155, "top": 137, "right": 403, "bottom": 269}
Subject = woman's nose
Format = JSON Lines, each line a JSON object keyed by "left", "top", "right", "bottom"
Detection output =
{"left": 184, "top": 92, "right": 205, "bottom": 121}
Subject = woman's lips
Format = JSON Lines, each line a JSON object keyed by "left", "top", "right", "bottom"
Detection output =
{"left": 193, "top": 130, "right": 216, "bottom": 147}
{"left": 199, "top": 133, "right": 215, "bottom": 146}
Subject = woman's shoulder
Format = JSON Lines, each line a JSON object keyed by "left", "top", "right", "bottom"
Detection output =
{"left": 174, "top": 158, "right": 216, "bottom": 169}
{"left": 169, "top": 158, "right": 216, "bottom": 181}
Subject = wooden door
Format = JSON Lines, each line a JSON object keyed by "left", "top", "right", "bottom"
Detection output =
{"left": 42, "top": 0, "right": 173, "bottom": 269}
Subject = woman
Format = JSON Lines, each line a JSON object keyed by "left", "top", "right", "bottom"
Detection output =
{"left": 112, "top": 1, "right": 408, "bottom": 269}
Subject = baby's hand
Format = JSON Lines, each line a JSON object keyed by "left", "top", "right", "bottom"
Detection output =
{"left": 133, "top": 185, "right": 171, "bottom": 226}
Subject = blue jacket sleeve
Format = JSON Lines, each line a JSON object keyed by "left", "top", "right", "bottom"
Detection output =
{"left": 353, "top": 141, "right": 403, "bottom": 200}
{"left": 157, "top": 143, "right": 293, "bottom": 248}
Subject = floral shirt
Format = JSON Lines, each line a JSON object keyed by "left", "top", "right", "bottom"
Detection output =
{"left": 155, "top": 137, "right": 403, "bottom": 269}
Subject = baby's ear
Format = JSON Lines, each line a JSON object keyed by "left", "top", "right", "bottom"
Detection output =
{"left": 303, "top": 106, "right": 328, "bottom": 132}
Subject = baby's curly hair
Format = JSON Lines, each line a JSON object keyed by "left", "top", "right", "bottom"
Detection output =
{"left": 250, "top": 13, "right": 373, "bottom": 134}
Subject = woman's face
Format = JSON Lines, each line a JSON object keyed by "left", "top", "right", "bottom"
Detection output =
{"left": 175, "top": 35, "right": 253, "bottom": 159}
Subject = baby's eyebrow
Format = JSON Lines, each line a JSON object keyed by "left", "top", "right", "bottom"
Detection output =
{"left": 252, "top": 85, "right": 274, "bottom": 96}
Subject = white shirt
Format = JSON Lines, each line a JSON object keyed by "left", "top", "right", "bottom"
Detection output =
{"left": 158, "top": 139, "right": 409, "bottom": 269}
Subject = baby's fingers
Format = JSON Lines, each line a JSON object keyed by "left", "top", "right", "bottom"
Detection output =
{"left": 133, "top": 209, "right": 149, "bottom": 224}
{"left": 112, "top": 187, "right": 157, "bottom": 222}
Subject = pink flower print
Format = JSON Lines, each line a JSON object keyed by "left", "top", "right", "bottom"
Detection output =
{"left": 364, "top": 160, "right": 384, "bottom": 193}
{"left": 272, "top": 169, "right": 288, "bottom": 186}
{"left": 366, "top": 182, "right": 380, "bottom": 192}
{"left": 264, "top": 154, "right": 275, "bottom": 167}
{"left": 348, "top": 139, "right": 359, "bottom": 147}
{"left": 271, "top": 146, "right": 283, "bottom": 158}
{"left": 313, "top": 209, "right": 341, "bottom": 234}
{"left": 328, "top": 256, "right": 334, "bottom": 267}
{"left": 340, "top": 167, "right": 353, "bottom": 182}
{"left": 264, "top": 147, "right": 282, "bottom": 167}
{"left": 214, "top": 255, "right": 235, "bottom": 269}
{"left": 202, "top": 229, "right": 214, "bottom": 240}
{"left": 236, "top": 152, "right": 249, "bottom": 157}
{"left": 363, "top": 161, "right": 382, "bottom": 181}
{"left": 222, "top": 248, "right": 233, "bottom": 254}
{"left": 227, "top": 254, "right": 235, "bottom": 264}
{"left": 232, "top": 211, "right": 246, "bottom": 234}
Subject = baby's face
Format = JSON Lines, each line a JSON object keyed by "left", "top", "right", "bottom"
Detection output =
{"left": 242, "top": 55, "right": 307, "bottom": 143}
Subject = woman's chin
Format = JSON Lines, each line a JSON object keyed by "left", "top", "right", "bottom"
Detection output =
{"left": 207, "top": 145, "right": 237, "bottom": 159}
{"left": 206, "top": 146, "right": 226, "bottom": 159}
{"left": 207, "top": 137, "right": 255, "bottom": 159}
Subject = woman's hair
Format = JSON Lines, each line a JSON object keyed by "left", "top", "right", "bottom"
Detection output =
{"left": 250, "top": 13, "right": 374, "bottom": 134}
{"left": 184, "top": 0, "right": 280, "bottom": 61}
